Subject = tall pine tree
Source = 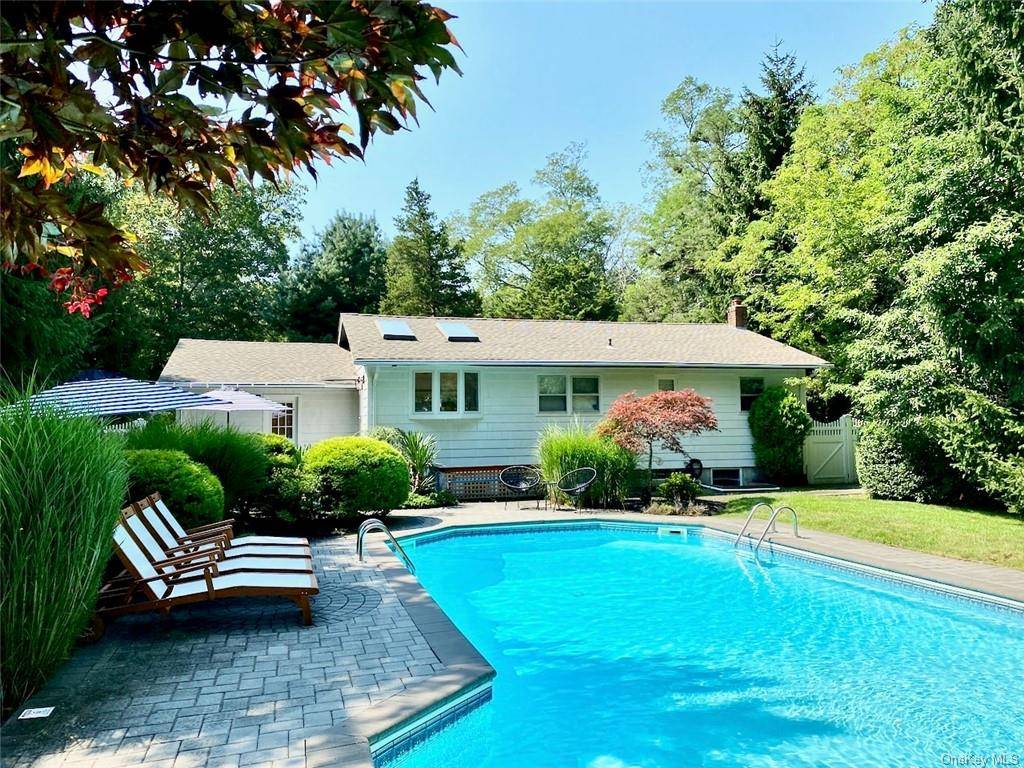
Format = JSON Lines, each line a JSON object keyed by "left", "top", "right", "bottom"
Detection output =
{"left": 381, "top": 180, "right": 480, "bottom": 317}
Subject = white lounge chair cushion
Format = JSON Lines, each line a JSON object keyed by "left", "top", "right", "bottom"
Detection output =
{"left": 206, "top": 555, "right": 312, "bottom": 573}
{"left": 168, "top": 570, "right": 317, "bottom": 598}
{"left": 232, "top": 535, "right": 308, "bottom": 546}
{"left": 140, "top": 504, "right": 308, "bottom": 556}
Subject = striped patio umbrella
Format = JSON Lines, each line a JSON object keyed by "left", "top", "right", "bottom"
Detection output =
{"left": 24, "top": 377, "right": 222, "bottom": 417}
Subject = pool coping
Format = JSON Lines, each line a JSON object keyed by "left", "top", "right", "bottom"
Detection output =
{"left": 326, "top": 535, "right": 496, "bottom": 768}
{"left": 341, "top": 513, "right": 1024, "bottom": 767}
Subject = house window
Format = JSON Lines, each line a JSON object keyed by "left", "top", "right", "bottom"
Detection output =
{"left": 538, "top": 375, "right": 568, "bottom": 413}
{"left": 572, "top": 376, "right": 600, "bottom": 412}
{"left": 412, "top": 371, "right": 480, "bottom": 415}
{"left": 740, "top": 377, "right": 765, "bottom": 411}
{"left": 464, "top": 372, "right": 479, "bottom": 412}
{"left": 538, "top": 375, "right": 600, "bottom": 413}
{"left": 657, "top": 378, "right": 675, "bottom": 392}
{"left": 271, "top": 400, "right": 295, "bottom": 440}
{"left": 439, "top": 372, "right": 458, "bottom": 412}
{"left": 414, "top": 372, "right": 433, "bottom": 412}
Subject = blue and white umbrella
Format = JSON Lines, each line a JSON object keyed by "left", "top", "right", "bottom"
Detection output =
{"left": 23, "top": 377, "right": 222, "bottom": 417}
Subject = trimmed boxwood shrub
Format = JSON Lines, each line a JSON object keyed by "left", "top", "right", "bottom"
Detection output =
{"left": 1, "top": 402, "right": 128, "bottom": 710}
{"left": 253, "top": 432, "right": 301, "bottom": 470}
{"left": 125, "top": 418, "right": 268, "bottom": 512}
{"left": 125, "top": 449, "right": 224, "bottom": 529}
{"left": 537, "top": 424, "right": 636, "bottom": 508}
{"left": 748, "top": 385, "right": 812, "bottom": 484}
{"left": 304, "top": 437, "right": 409, "bottom": 517}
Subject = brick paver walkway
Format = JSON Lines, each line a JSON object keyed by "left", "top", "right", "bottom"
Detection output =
{"left": 2, "top": 537, "right": 442, "bottom": 768}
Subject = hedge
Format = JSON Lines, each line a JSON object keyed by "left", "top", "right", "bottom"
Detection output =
{"left": 304, "top": 436, "right": 409, "bottom": 517}
{"left": 125, "top": 418, "right": 268, "bottom": 512}
{"left": 125, "top": 449, "right": 225, "bottom": 529}
{"left": 748, "top": 385, "right": 812, "bottom": 484}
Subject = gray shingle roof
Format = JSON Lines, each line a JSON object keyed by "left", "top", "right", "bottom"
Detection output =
{"left": 159, "top": 339, "right": 357, "bottom": 385}
{"left": 339, "top": 314, "right": 829, "bottom": 369}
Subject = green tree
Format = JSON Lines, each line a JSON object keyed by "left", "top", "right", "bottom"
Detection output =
{"left": 463, "top": 145, "right": 618, "bottom": 320}
{"left": 1, "top": 1, "right": 461, "bottom": 312}
{"left": 0, "top": 273, "right": 95, "bottom": 387}
{"left": 270, "top": 213, "right": 387, "bottom": 341}
{"left": 94, "top": 181, "right": 302, "bottom": 378}
{"left": 381, "top": 179, "right": 479, "bottom": 317}
{"left": 635, "top": 49, "right": 812, "bottom": 323}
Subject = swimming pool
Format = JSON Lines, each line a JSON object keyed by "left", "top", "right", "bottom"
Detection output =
{"left": 377, "top": 522, "right": 1024, "bottom": 768}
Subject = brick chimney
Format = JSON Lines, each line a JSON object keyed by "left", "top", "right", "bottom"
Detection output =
{"left": 727, "top": 295, "right": 748, "bottom": 329}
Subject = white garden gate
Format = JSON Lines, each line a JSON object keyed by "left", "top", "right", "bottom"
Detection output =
{"left": 804, "top": 415, "right": 859, "bottom": 485}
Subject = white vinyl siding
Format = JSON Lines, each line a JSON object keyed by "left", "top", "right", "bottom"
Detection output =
{"left": 179, "top": 386, "right": 358, "bottom": 447}
{"left": 365, "top": 365, "right": 795, "bottom": 470}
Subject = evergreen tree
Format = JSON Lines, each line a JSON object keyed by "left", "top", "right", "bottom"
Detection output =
{"left": 720, "top": 45, "right": 815, "bottom": 232}
{"left": 381, "top": 180, "right": 480, "bottom": 317}
{"left": 270, "top": 213, "right": 387, "bottom": 341}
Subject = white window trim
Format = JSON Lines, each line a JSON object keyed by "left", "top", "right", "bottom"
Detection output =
{"left": 266, "top": 396, "right": 298, "bottom": 442}
{"left": 410, "top": 369, "right": 483, "bottom": 419}
{"left": 536, "top": 374, "right": 602, "bottom": 416}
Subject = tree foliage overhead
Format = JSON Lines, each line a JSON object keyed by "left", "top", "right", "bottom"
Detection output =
{"left": 381, "top": 179, "right": 479, "bottom": 317}
{"left": 0, "top": 0, "right": 461, "bottom": 312}
{"left": 270, "top": 212, "right": 388, "bottom": 341}
{"left": 96, "top": 179, "right": 302, "bottom": 379}
{"left": 462, "top": 144, "right": 620, "bottom": 321}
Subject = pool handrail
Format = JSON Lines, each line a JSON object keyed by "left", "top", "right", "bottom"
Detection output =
{"left": 356, "top": 518, "right": 416, "bottom": 575}
{"left": 752, "top": 505, "right": 799, "bottom": 555}
{"left": 734, "top": 502, "right": 777, "bottom": 547}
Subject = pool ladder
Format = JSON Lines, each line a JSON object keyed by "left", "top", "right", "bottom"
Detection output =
{"left": 356, "top": 518, "right": 416, "bottom": 574}
{"left": 734, "top": 503, "right": 799, "bottom": 554}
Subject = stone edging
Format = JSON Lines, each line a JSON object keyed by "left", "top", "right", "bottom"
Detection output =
{"left": 320, "top": 535, "right": 495, "bottom": 768}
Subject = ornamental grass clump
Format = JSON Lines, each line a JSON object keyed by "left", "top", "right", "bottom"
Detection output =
{"left": 597, "top": 390, "right": 718, "bottom": 504}
{"left": 537, "top": 423, "right": 635, "bottom": 508}
{"left": 0, "top": 401, "right": 128, "bottom": 711}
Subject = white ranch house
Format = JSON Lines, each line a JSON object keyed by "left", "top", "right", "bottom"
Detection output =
{"left": 159, "top": 302, "right": 831, "bottom": 494}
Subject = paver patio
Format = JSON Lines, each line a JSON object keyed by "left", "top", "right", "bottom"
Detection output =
{"left": 1, "top": 537, "right": 444, "bottom": 768}
{"left": 4, "top": 501, "right": 1022, "bottom": 768}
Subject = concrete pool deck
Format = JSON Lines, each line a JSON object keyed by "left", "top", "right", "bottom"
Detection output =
{"left": 4, "top": 502, "right": 1022, "bottom": 768}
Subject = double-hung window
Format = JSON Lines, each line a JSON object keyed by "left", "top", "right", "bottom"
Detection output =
{"left": 413, "top": 371, "right": 480, "bottom": 415}
{"left": 538, "top": 375, "right": 600, "bottom": 414}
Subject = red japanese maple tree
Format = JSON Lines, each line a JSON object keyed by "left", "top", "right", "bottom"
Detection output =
{"left": 597, "top": 390, "right": 718, "bottom": 502}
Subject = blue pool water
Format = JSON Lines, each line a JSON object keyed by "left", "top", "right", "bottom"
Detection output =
{"left": 378, "top": 523, "right": 1024, "bottom": 768}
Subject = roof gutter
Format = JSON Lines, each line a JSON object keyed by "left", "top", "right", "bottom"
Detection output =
{"left": 350, "top": 359, "right": 830, "bottom": 369}
{"left": 158, "top": 379, "right": 359, "bottom": 389}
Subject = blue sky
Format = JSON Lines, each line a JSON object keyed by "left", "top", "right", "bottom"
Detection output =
{"left": 297, "top": 1, "right": 935, "bottom": 239}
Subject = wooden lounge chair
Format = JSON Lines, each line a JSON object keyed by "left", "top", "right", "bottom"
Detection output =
{"left": 121, "top": 505, "right": 313, "bottom": 574}
{"left": 98, "top": 514, "right": 318, "bottom": 626}
{"left": 138, "top": 494, "right": 309, "bottom": 557}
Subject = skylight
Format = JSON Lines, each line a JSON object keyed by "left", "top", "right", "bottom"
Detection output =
{"left": 376, "top": 319, "right": 417, "bottom": 341}
{"left": 436, "top": 321, "right": 480, "bottom": 342}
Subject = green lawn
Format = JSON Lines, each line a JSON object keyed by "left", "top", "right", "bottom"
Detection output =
{"left": 717, "top": 490, "right": 1024, "bottom": 570}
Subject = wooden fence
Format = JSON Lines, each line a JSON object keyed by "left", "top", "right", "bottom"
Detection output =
{"left": 804, "top": 415, "right": 859, "bottom": 485}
